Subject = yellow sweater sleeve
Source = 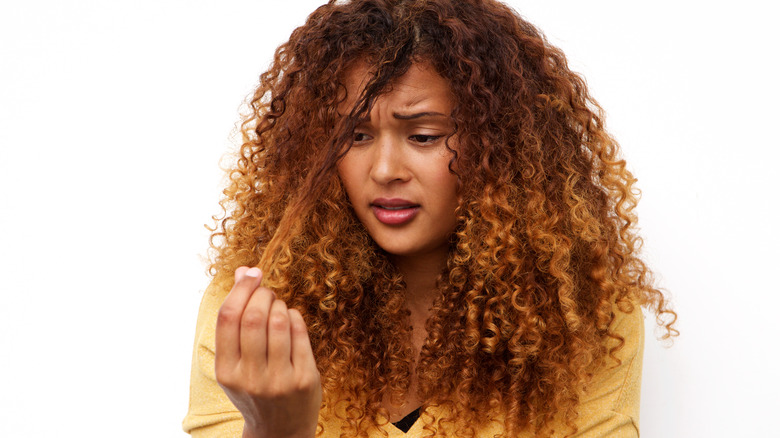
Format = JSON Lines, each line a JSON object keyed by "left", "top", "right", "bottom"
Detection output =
{"left": 182, "top": 282, "right": 245, "bottom": 437}
{"left": 568, "top": 306, "right": 645, "bottom": 437}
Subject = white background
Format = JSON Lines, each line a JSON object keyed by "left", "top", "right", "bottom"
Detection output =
{"left": 1, "top": 1, "right": 778, "bottom": 436}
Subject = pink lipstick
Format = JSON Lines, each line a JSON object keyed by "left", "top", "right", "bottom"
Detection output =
{"left": 371, "top": 198, "right": 420, "bottom": 225}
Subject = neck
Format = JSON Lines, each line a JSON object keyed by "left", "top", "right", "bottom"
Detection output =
{"left": 390, "top": 247, "right": 448, "bottom": 315}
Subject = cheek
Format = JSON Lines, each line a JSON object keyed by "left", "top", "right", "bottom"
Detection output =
{"left": 433, "top": 157, "right": 459, "bottom": 201}
{"left": 336, "top": 160, "right": 360, "bottom": 204}
{"left": 425, "top": 171, "right": 459, "bottom": 228}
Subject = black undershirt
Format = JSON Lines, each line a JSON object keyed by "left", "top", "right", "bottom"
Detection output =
{"left": 391, "top": 407, "right": 421, "bottom": 433}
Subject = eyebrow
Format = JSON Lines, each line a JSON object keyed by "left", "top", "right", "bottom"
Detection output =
{"left": 353, "top": 111, "right": 449, "bottom": 124}
{"left": 392, "top": 111, "right": 448, "bottom": 120}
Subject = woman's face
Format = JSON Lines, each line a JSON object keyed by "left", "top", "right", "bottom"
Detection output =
{"left": 337, "top": 62, "right": 459, "bottom": 262}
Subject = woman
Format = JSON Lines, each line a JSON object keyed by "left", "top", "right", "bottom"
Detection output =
{"left": 183, "top": 0, "right": 676, "bottom": 436}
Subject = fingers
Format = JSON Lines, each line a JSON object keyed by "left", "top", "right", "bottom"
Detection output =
{"left": 239, "top": 285, "right": 276, "bottom": 367}
{"left": 288, "top": 308, "right": 317, "bottom": 372}
{"left": 217, "top": 266, "right": 316, "bottom": 384}
{"left": 215, "top": 267, "right": 263, "bottom": 372}
{"left": 234, "top": 266, "right": 250, "bottom": 283}
{"left": 266, "top": 299, "right": 292, "bottom": 370}
{"left": 214, "top": 268, "right": 321, "bottom": 438}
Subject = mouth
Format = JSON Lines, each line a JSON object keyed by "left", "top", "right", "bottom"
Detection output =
{"left": 370, "top": 198, "right": 420, "bottom": 225}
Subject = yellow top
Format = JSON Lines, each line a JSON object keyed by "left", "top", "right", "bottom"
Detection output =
{"left": 183, "top": 283, "right": 644, "bottom": 437}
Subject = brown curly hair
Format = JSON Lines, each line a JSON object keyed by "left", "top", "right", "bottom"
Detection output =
{"left": 207, "top": 0, "right": 677, "bottom": 436}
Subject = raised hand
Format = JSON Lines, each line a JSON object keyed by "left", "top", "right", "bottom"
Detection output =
{"left": 215, "top": 267, "right": 322, "bottom": 438}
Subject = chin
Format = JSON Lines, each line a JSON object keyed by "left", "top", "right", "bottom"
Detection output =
{"left": 375, "top": 240, "right": 445, "bottom": 260}
{"left": 371, "top": 239, "right": 415, "bottom": 257}
{"left": 376, "top": 243, "right": 415, "bottom": 257}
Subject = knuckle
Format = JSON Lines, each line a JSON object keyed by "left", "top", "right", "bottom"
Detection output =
{"left": 293, "top": 365, "right": 320, "bottom": 388}
{"left": 216, "top": 306, "right": 241, "bottom": 326}
{"left": 265, "top": 385, "right": 286, "bottom": 398}
{"left": 214, "top": 368, "right": 235, "bottom": 387}
{"left": 268, "top": 311, "right": 289, "bottom": 330}
{"left": 297, "top": 375, "right": 318, "bottom": 391}
{"left": 238, "top": 369, "right": 272, "bottom": 397}
{"left": 244, "top": 383, "right": 266, "bottom": 398}
{"left": 240, "top": 311, "right": 267, "bottom": 330}
{"left": 247, "top": 380, "right": 282, "bottom": 398}
{"left": 290, "top": 318, "right": 308, "bottom": 335}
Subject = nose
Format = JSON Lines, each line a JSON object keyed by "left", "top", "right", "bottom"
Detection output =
{"left": 369, "top": 134, "right": 410, "bottom": 185}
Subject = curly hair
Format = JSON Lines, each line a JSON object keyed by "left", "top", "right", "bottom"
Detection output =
{"left": 207, "top": 0, "right": 677, "bottom": 436}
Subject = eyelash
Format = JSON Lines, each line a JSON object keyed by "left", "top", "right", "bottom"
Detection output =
{"left": 353, "top": 132, "right": 371, "bottom": 142}
{"left": 352, "top": 133, "right": 443, "bottom": 145}
{"left": 409, "top": 134, "right": 442, "bottom": 144}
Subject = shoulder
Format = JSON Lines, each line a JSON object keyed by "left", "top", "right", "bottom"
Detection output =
{"left": 431, "top": 306, "right": 647, "bottom": 438}
{"left": 574, "top": 305, "right": 645, "bottom": 437}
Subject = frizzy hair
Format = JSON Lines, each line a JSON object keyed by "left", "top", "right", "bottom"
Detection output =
{"left": 207, "top": 0, "right": 677, "bottom": 436}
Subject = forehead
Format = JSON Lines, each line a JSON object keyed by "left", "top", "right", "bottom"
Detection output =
{"left": 339, "top": 61, "right": 453, "bottom": 113}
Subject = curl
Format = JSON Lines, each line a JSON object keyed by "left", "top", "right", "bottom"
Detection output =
{"left": 207, "top": 1, "right": 677, "bottom": 436}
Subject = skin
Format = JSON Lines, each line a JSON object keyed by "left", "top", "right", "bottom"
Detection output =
{"left": 337, "top": 62, "right": 460, "bottom": 421}
{"left": 215, "top": 267, "right": 321, "bottom": 438}
{"left": 337, "top": 62, "right": 459, "bottom": 269}
{"left": 213, "top": 62, "right": 459, "bottom": 436}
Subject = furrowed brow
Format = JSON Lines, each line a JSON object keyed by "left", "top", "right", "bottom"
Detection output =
{"left": 392, "top": 111, "right": 447, "bottom": 120}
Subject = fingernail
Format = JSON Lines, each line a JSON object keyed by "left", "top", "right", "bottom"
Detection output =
{"left": 245, "top": 267, "right": 261, "bottom": 278}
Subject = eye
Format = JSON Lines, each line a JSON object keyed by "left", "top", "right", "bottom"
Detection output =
{"left": 409, "top": 134, "right": 443, "bottom": 145}
{"left": 353, "top": 132, "right": 371, "bottom": 142}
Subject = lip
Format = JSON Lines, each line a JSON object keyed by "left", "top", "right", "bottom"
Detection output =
{"left": 371, "top": 198, "right": 420, "bottom": 225}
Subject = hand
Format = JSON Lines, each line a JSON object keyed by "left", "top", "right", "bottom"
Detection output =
{"left": 215, "top": 266, "right": 322, "bottom": 438}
